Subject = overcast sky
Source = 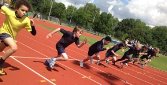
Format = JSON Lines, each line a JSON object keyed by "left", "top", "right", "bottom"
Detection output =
{"left": 54, "top": 0, "right": 167, "bottom": 27}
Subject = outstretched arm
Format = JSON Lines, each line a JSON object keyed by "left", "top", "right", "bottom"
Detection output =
{"left": 111, "top": 50, "right": 121, "bottom": 57}
{"left": 46, "top": 28, "right": 61, "bottom": 38}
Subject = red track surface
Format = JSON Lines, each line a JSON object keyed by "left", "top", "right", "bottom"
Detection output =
{"left": 0, "top": 13, "right": 167, "bottom": 85}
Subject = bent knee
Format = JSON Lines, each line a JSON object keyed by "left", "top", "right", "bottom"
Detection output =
{"left": 64, "top": 57, "right": 68, "bottom": 60}
{"left": 11, "top": 46, "right": 18, "bottom": 52}
{"left": 62, "top": 53, "right": 68, "bottom": 60}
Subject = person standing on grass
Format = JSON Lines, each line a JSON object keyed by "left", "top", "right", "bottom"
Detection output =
{"left": 80, "top": 36, "right": 112, "bottom": 68}
{"left": 45, "top": 26, "right": 87, "bottom": 69}
{"left": 0, "top": 0, "right": 36, "bottom": 75}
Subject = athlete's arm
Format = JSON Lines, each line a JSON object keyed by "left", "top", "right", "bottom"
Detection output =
{"left": 111, "top": 50, "right": 120, "bottom": 57}
{"left": 46, "top": 28, "right": 61, "bottom": 38}
{"left": 30, "top": 26, "right": 36, "bottom": 36}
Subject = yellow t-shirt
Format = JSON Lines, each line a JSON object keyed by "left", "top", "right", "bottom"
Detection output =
{"left": 0, "top": 6, "right": 32, "bottom": 39}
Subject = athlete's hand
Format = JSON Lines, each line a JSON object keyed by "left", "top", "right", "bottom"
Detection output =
{"left": 46, "top": 33, "right": 52, "bottom": 38}
{"left": 30, "top": 19, "right": 34, "bottom": 26}
{"left": 83, "top": 38, "right": 87, "bottom": 44}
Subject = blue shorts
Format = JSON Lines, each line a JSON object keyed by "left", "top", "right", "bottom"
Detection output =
{"left": 0, "top": 33, "right": 11, "bottom": 46}
{"left": 56, "top": 44, "right": 65, "bottom": 55}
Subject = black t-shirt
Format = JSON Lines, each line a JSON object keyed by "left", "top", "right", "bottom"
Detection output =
{"left": 124, "top": 46, "right": 141, "bottom": 56}
{"left": 56, "top": 29, "right": 79, "bottom": 48}
{"left": 107, "top": 43, "right": 124, "bottom": 53}
{"left": 147, "top": 48, "right": 156, "bottom": 58}
{"left": 89, "top": 39, "right": 106, "bottom": 53}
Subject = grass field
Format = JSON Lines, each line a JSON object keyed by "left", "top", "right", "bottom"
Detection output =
{"left": 149, "top": 54, "right": 167, "bottom": 72}
{"left": 38, "top": 22, "right": 167, "bottom": 72}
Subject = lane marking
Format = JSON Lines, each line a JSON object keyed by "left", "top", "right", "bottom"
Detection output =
{"left": 50, "top": 79, "right": 56, "bottom": 82}
{"left": 11, "top": 56, "right": 77, "bottom": 61}
{"left": 11, "top": 56, "right": 56, "bottom": 85}
{"left": 40, "top": 80, "right": 46, "bottom": 83}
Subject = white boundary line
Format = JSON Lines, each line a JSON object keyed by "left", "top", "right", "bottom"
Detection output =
{"left": 11, "top": 56, "right": 77, "bottom": 61}
{"left": 18, "top": 41, "right": 102, "bottom": 85}
{"left": 10, "top": 56, "right": 56, "bottom": 85}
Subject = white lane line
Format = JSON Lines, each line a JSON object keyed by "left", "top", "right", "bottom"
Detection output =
{"left": 18, "top": 41, "right": 102, "bottom": 85}
{"left": 11, "top": 56, "right": 56, "bottom": 85}
{"left": 11, "top": 56, "right": 77, "bottom": 61}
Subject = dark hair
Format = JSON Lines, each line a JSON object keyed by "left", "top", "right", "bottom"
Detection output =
{"left": 15, "top": 0, "right": 31, "bottom": 11}
{"left": 73, "top": 26, "right": 83, "bottom": 33}
{"left": 104, "top": 36, "right": 112, "bottom": 42}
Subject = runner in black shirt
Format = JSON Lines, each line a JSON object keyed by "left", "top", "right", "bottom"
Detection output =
{"left": 98, "top": 42, "right": 125, "bottom": 65}
{"left": 80, "top": 36, "right": 112, "bottom": 67}
{"left": 45, "top": 26, "right": 87, "bottom": 69}
{"left": 140, "top": 47, "right": 160, "bottom": 68}
{"left": 115, "top": 43, "right": 142, "bottom": 67}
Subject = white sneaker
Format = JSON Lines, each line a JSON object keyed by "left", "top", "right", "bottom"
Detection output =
{"left": 90, "top": 56, "right": 93, "bottom": 64}
{"left": 80, "top": 60, "right": 84, "bottom": 67}
{"left": 97, "top": 60, "right": 100, "bottom": 65}
{"left": 47, "top": 58, "right": 56, "bottom": 69}
{"left": 125, "top": 63, "right": 128, "bottom": 66}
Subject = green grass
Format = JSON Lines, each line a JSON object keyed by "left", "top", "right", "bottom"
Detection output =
{"left": 80, "top": 35, "right": 98, "bottom": 45}
{"left": 39, "top": 23, "right": 167, "bottom": 72}
{"left": 148, "top": 54, "right": 167, "bottom": 72}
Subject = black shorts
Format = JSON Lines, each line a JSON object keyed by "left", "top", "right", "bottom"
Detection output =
{"left": 140, "top": 55, "right": 148, "bottom": 60}
{"left": 0, "top": 33, "right": 11, "bottom": 46}
{"left": 56, "top": 44, "right": 65, "bottom": 55}
{"left": 88, "top": 48, "right": 98, "bottom": 56}
{"left": 105, "top": 51, "right": 114, "bottom": 58}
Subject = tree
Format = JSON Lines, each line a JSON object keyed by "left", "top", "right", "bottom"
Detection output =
{"left": 93, "top": 12, "right": 118, "bottom": 35}
{"left": 73, "top": 3, "right": 100, "bottom": 29}
{"left": 65, "top": 5, "right": 77, "bottom": 23}
{"left": 114, "top": 18, "right": 149, "bottom": 40}
{"left": 151, "top": 26, "right": 167, "bottom": 54}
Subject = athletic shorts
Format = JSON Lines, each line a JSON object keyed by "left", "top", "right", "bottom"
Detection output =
{"left": 56, "top": 44, "right": 65, "bottom": 55}
{"left": 140, "top": 55, "right": 148, "bottom": 60}
{"left": 88, "top": 48, "right": 99, "bottom": 56}
{"left": 0, "top": 33, "right": 11, "bottom": 46}
{"left": 105, "top": 51, "right": 114, "bottom": 58}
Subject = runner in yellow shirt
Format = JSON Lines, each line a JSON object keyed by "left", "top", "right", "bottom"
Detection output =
{"left": 0, "top": 0, "right": 36, "bottom": 75}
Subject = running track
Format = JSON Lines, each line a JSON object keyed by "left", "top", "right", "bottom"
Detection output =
{"left": 0, "top": 13, "right": 167, "bottom": 85}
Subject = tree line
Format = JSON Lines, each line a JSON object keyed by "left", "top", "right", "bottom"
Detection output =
{"left": 29, "top": 0, "right": 167, "bottom": 55}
